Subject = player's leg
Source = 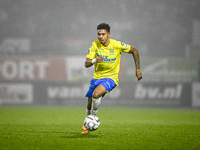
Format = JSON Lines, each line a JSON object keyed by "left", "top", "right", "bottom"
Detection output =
{"left": 84, "top": 79, "right": 96, "bottom": 116}
{"left": 86, "top": 97, "right": 92, "bottom": 116}
{"left": 92, "top": 97, "right": 102, "bottom": 115}
{"left": 91, "top": 84, "right": 105, "bottom": 115}
{"left": 81, "top": 97, "right": 92, "bottom": 134}
{"left": 81, "top": 78, "right": 115, "bottom": 134}
{"left": 92, "top": 84, "right": 106, "bottom": 99}
{"left": 92, "top": 79, "right": 116, "bottom": 116}
{"left": 82, "top": 85, "right": 104, "bottom": 134}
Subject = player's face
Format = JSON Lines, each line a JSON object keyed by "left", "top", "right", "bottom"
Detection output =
{"left": 97, "top": 29, "right": 110, "bottom": 46}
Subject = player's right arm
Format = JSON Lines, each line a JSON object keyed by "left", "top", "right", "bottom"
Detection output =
{"left": 85, "top": 42, "right": 104, "bottom": 68}
{"left": 85, "top": 56, "right": 104, "bottom": 68}
{"left": 85, "top": 58, "right": 93, "bottom": 68}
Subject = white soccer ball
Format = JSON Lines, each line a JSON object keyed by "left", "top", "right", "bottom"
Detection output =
{"left": 84, "top": 115, "right": 100, "bottom": 131}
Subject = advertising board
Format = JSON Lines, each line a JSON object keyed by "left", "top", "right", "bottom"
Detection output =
{"left": 192, "top": 83, "right": 200, "bottom": 107}
{"left": 0, "top": 57, "right": 67, "bottom": 81}
{"left": 0, "top": 83, "right": 33, "bottom": 104}
{"left": 125, "top": 58, "right": 198, "bottom": 82}
{"left": 0, "top": 56, "right": 196, "bottom": 107}
{"left": 32, "top": 82, "right": 191, "bottom": 107}
{"left": 0, "top": 56, "right": 93, "bottom": 82}
{"left": 117, "top": 83, "right": 191, "bottom": 107}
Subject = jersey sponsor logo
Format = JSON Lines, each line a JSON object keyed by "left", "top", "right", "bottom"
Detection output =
{"left": 103, "top": 56, "right": 116, "bottom": 62}
{"left": 97, "top": 54, "right": 116, "bottom": 62}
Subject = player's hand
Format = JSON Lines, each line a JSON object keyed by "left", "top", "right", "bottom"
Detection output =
{"left": 136, "top": 69, "right": 142, "bottom": 81}
{"left": 96, "top": 56, "right": 104, "bottom": 63}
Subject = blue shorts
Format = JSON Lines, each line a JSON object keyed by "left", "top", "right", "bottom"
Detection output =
{"left": 85, "top": 78, "right": 116, "bottom": 98}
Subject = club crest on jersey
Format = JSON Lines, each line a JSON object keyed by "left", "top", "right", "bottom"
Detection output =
{"left": 109, "top": 49, "right": 114, "bottom": 54}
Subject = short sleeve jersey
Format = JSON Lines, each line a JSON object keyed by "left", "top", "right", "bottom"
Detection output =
{"left": 86, "top": 39, "right": 131, "bottom": 86}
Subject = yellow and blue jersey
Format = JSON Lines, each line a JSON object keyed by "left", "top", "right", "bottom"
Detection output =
{"left": 86, "top": 39, "right": 131, "bottom": 86}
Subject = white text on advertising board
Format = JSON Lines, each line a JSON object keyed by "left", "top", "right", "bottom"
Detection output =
{"left": 0, "top": 60, "right": 49, "bottom": 80}
{"left": 0, "top": 83, "right": 33, "bottom": 104}
{"left": 134, "top": 84, "right": 183, "bottom": 99}
{"left": 47, "top": 85, "right": 121, "bottom": 99}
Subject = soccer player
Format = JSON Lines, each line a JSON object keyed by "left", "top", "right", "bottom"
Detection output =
{"left": 81, "top": 23, "right": 142, "bottom": 134}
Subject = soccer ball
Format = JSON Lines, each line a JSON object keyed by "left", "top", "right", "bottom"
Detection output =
{"left": 84, "top": 115, "right": 100, "bottom": 131}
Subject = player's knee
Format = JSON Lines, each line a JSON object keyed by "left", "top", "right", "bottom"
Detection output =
{"left": 92, "top": 91, "right": 101, "bottom": 99}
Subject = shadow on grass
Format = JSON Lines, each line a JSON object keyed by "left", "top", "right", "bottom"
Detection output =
{"left": 60, "top": 132, "right": 101, "bottom": 139}
{"left": 25, "top": 130, "right": 101, "bottom": 139}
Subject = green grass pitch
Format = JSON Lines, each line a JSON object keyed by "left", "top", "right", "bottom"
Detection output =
{"left": 0, "top": 106, "right": 200, "bottom": 150}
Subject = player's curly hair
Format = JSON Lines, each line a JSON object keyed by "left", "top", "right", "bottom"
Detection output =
{"left": 97, "top": 23, "right": 110, "bottom": 32}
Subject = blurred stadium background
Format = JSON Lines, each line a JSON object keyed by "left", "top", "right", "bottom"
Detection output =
{"left": 0, "top": 0, "right": 199, "bottom": 108}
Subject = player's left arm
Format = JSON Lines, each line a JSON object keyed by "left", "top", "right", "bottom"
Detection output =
{"left": 128, "top": 46, "right": 142, "bottom": 81}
